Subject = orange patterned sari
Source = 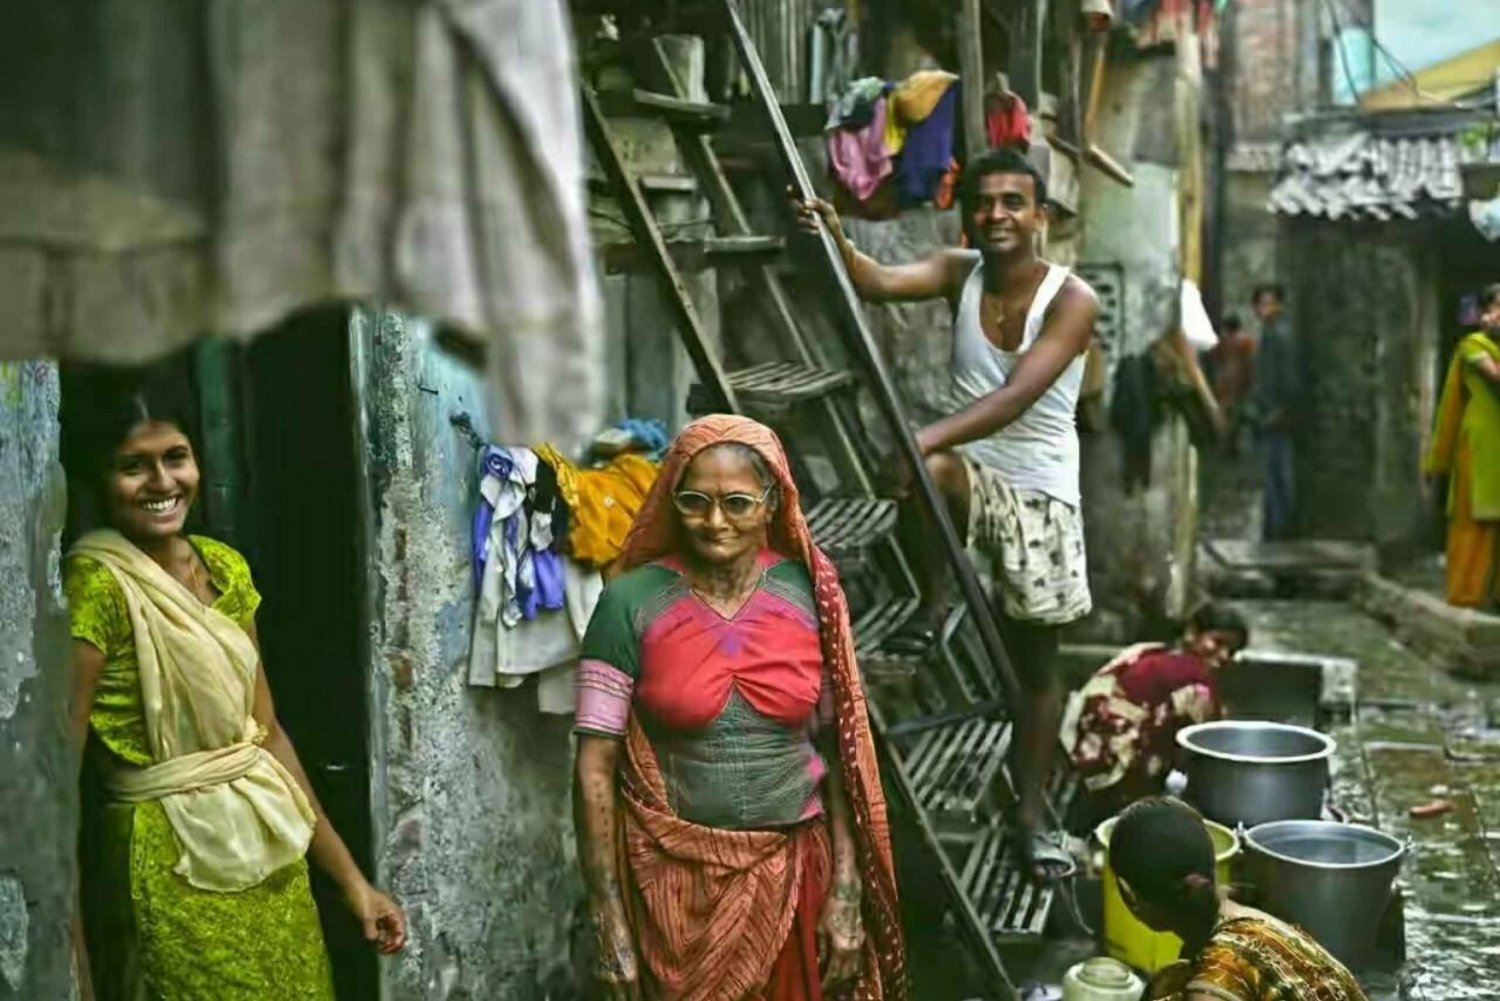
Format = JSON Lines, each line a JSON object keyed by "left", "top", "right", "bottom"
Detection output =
{"left": 1150, "top": 916, "right": 1367, "bottom": 1001}
{"left": 610, "top": 415, "right": 906, "bottom": 1001}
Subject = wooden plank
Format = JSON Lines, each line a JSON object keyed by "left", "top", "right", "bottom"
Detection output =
{"left": 956, "top": 0, "right": 987, "bottom": 157}
{"left": 1010, "top": 0, "right": 1048, "bottom": 110}
{"left": 580, "top": 85, "right": 738, "bottom": 412}
{"left": 637, "top": 37, "right": 880, "bottom": 497}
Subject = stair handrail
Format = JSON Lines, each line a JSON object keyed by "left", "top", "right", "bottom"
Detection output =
{"left": 718, "top": 0, "right": 1024, "bottom": 708}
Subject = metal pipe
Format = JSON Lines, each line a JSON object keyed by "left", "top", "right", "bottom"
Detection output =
{"left": 717, "top": 0, "right": 1023, "bottom": 707}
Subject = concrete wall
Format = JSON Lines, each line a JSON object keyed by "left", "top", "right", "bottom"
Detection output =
{"left": 1219, "top": 168, "right": 1279, "bottom": 326}
{"left": 352, "top": 311, "right": 583, "bottom": 1001}
{"left": 1223, "top": 0, "right": 1320, "bottom": 144}
{"left": 1075, "top": 52, "right": 1201, "bottom": 633}
{"left": 1281, "top": 222, "right": 1436, "bottom": 555}
{"left": 0, "top": 362, "right": 75, "bottom": 1001}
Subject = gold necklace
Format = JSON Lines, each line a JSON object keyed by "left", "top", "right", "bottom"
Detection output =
{"left": 982, "top": 292, "right": 1007, "bottom": 327}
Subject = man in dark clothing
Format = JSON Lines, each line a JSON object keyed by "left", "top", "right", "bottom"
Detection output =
{"left": 1252, "top": 284, "right": 1300, "bottom": 539}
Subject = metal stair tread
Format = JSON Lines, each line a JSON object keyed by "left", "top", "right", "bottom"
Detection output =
{"left": 851, "top": 596, "right": 920, "bottom": 659}
{"left": 688, "top": 362, "right": 856, "bottom": 415}
{"left": 704, "top": 235, "right": 785, "bottom": 257}
{"left": 961, "top": 820, "right": 1055, "bottom": 941}
{"left": 589, "top": 172, "right": 699, "bottom": 195}
{"left": 904, "top": 717, "right": 1013, "bottom": 820}
{"left": 729, "top": 361, "right": 854, "bottom": 400}
{"left": 596, "top": 88, "right": 731, "bottom": 128}
{"left": 805, "top": 496, "right": 898, "bottom": 555}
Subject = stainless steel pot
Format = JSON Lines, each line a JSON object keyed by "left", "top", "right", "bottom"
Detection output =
{"left": 1245, "top": 820, "right": 1405, "bottom": 971}
{"left": 1176, "top": 721, "right": 1334, "bottom": 826}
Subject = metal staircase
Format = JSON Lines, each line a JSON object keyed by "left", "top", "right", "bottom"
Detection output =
{"left": 579, "top": 3, "right": 1077, "bottom": 994}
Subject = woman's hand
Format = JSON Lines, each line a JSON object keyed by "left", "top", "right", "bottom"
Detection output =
{"left": 343, "top": 881, "right": 408, "bottom": 955}
{"left": 592, "top": 906, "right": 642, "bottom": 1001}
{"left": 817, "top": 880, "right": 865, "bottom": 990}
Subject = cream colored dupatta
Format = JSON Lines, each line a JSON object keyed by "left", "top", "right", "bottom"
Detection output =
{"left": 71, "top": 530, "right": 316, "bottom": 892}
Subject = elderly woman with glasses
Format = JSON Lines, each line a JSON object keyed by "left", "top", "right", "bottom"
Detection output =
{"left": 572, "top": 416, "right": 906, "bottom": 1001}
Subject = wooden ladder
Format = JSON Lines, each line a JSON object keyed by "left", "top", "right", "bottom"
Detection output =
{"left": 579, "top": 3, "right": 1078, "bottom": 994}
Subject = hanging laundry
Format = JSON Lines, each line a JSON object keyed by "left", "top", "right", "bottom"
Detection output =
{"left": 986, "top": 90, "right": 1032, "bottom": 150}
{"left": 469, "top": 555, "right": 604, "bottom": 715}
{"left": 613, "top": 418, "right": 671, "bottom": 460}
{"left": 1110, "top": 353, "right": 1157, "bottom": 493}
{"left": 884, "top": 69, "right": 959, "bottom": 156}
{"left": 828, "top": 96, "right": 895, "bottom": 202}
{"left": 823, "top": 76, "right": 888, "bottom": 131}
{"left": 895, "top": 83, "right": 960, "bottom": 205}
{"left": 535, "top": 444, "right": 659, "bottom": 569}
{"left": 473, "top": 445, "right": 540, "bottom": 627}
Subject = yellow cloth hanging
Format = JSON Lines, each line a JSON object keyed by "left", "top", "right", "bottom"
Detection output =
{"left": 884, "top": 70, "right": 959, "bottom": 155}
{"left": 535, "top": 444, "right": 660, "bottom": 569}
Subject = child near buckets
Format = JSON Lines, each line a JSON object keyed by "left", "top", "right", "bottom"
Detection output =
{"left": 1106, "top": 797, "right": 1368, "bottom": 1001}
{"left": 1061, "top": 603, "right": 1251, "bottom": 828}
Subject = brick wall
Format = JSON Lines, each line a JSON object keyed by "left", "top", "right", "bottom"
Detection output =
{"left": 1224, "top": 0, "right": 1318, "bottom": 145}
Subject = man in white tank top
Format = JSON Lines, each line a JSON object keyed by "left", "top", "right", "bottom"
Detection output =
{"left": 794, "top": 148, "right": 1098, "bottom": 879}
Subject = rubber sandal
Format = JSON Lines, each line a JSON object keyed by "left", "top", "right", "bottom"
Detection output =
{"left": 883, "top": 622, "right": 940, "bottom": 655}
{"left": 1020, "top": 828, "right": 1077, "bottom": 882}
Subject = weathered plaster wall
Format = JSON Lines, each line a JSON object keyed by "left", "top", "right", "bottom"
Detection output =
{"left": 353, "top": 311, "right": 582, "bottom": 1001}
{"left": 1076, "top": 51, "right": 1200, "bottom": 633}
{"left": 0, "top": 362, "right": 75, "bottom": 1001}
{"left": 1282, "top": 223, "right": 1436, "bottom": 555}
{"left": 1219, "top": 169, "right": 1279, "bottom": 325}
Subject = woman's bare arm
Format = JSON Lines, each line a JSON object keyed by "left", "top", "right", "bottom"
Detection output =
{"left": 574, "top": 735, "right": 640, "bottom": 1000}
{"left": 248, "top": 621, "right": 406, "bottom": 954}
{"left": 68, "top": 640, "right": 104, "bottom": 1001}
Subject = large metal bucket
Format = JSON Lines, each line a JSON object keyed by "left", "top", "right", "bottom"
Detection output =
{"left": 1244, "top": 820, "right": 1405, "bottom": 971}
{"left": 1177, "top": 721, "right": 1334, "bottom": 827}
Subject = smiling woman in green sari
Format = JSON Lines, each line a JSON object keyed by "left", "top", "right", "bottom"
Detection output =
{"left": 63, "top": 374, "right": 405, "bottom": 1000}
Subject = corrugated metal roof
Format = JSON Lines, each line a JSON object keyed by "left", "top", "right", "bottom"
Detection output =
{"left": 1268, "top": 131, "right": 1470, "bottom": 220}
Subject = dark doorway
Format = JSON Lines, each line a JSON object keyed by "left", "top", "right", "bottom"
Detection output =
{"left": 240, "top": 308, "right": 375, "bottom": 1001}
{"left": 58, "top": 311, "right": 376, "bottom": 1000}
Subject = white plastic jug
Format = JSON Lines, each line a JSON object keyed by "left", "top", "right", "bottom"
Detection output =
{"left": 1061, "top": 957, "right": 1144, "bottom": 1001}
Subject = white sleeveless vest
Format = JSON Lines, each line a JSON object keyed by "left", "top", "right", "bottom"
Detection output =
{"left": 950, "top": 255, "right": 1085, "bottom": 507}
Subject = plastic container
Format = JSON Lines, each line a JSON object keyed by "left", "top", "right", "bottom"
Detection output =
{"left": 1094, "top": 815, "right": 1240, "bottom": 973}
{"left": 1062, "top": 957, "right": 1144, "bottom": 1001}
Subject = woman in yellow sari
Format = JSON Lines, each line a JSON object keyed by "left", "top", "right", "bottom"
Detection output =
{"left": 64, "top": 375, "right": 406, "bottom": 1000}
{"left": 1425, "top": 283, "right": 1500, "bottom": 609}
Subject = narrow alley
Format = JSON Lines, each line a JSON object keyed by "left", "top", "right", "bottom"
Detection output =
{"left": 0, "top": 2, "right": 1499, "bottom": 1001}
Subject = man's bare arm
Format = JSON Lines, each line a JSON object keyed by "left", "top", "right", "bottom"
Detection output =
{"left": 916, "top": 277, "right": 1098, "bottom": 452}
{"left": 791, "top": 191, "right": 968, "bottom": 303}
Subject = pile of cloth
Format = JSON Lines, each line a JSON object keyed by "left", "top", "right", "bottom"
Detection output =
{"left": 825, "top": 71, "right": 1032, "bottom": 220}
{"left": 466, "top": 420, "right": 665, "bottom": 710}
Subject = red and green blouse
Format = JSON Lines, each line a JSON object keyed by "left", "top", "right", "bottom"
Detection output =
{"left": 575, "top": 551, "right": 834, "bottom": 830}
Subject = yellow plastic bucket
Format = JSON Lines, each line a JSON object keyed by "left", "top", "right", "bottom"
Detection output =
{"left": 1094, "top": 814, "right": 1239, "bottom": 973}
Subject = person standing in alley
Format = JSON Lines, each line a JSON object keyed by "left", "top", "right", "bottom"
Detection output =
{"left": 62, "top": 372, "right": 405, "bottom": 1000}
{"left": 792, "top": 147, "right": 1099, "bottom": 881}
{"left": 1207, "top": 313, "right": 1255, "bottom": 455}
{"left": 1424, "top": 283, "right": 1500, "bottom": 610}
{"left": 572, "top": 417, "right": 905, "bottom": 1001}
{"left": 1251, "top": 283, "right": 1301, "bottom": 540}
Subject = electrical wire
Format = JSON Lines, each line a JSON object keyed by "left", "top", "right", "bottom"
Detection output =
{"left": 1319, "top": 0, "right": 1361, "bottom": 107}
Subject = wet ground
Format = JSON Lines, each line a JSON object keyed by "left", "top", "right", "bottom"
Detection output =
{"left": 1239, "top": 600, "right": 1500, "bottom": 1000}
{"left": 907, "top": 598, "right": 1500, "bottom": 998}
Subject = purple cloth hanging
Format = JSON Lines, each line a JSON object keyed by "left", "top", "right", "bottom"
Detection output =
{"left": 895, "top": 84, "right": 959, "bottom": 205}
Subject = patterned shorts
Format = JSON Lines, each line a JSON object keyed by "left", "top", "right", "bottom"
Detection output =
{"left": 964, "top": 458, "right": 1092, "bottom": 626}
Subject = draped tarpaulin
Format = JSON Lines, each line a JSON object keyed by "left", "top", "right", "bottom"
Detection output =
{"left": 0, "top": 0, "right": 603, "bottom": 446}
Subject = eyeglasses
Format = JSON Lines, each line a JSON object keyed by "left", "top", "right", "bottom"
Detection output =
{"left": 672, "top": 485, "right": 773, "bottom": 521}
